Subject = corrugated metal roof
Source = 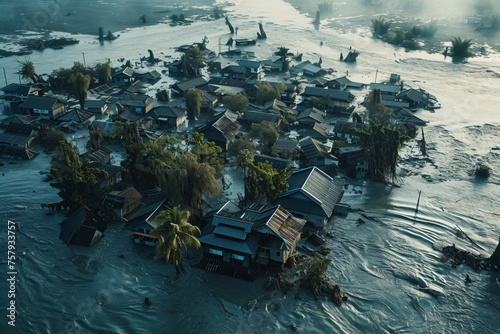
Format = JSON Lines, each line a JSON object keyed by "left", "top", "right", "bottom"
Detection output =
{"left": 214, "top": 225, "right": 248, "bottom": 240}
{"left": 279, "top": 167, "right": 345, "bottom": 218}
{"left": 198, "top": 234, "right": 255, "bottom": 254}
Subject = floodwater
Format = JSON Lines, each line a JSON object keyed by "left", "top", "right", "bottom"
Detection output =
{"left": 1, "top": 0, "right": 500, "bottom": 333}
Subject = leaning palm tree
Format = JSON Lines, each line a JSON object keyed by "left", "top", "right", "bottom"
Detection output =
{"left": 150, "top": 205, "right": 201, "bottom": 275}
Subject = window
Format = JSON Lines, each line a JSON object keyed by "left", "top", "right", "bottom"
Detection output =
{"left": 209, "top": 248, "right": 223, "bottom": 256}
{"left": 231, "top": 254, "right": 244, "bottom": 261}
{"left": 276, "top": 251, "right": 281, "bottom": 257}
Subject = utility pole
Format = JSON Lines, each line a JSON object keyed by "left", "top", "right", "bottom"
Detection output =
{"left": 414, "top": 190, "right": 422, "bottom": 219}
{"left": 82, "top": 52, "right": 87, "bottom": 67}
{"left": 374, "top": 69, "right": 378, "bottom": 83}
{"left": 3, "top": 68, "right": 7, "bottom": 85}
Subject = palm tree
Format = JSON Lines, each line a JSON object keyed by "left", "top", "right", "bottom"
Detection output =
{"left": 450, "top": 37, "right": 473, "bottom": 58}
{"left": 371, "top": 18, "right": 391, "bottom": 35}
{"left": 150, "top": 205, "right": 201, "bottom": 275}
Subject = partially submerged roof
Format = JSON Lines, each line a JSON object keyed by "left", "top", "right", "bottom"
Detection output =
{"left": 278, "top": 166, "right": 345, "bottom": 218}
{"left": 302, "top": 87, "right": 355, "bottom": 102}
{"left": 20, "top": 96, "right": 65, "bottom": 110}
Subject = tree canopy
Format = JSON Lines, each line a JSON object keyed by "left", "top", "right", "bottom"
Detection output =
{"left": 49, "top": 139, "right": 108, "bottom": 210}
{"left": 236, "top": 149, "right": 290, "bottom": 203}
{"left": 116, "top": 122, "right": 222, "bottom": 222}
{"left": 255, "top": 81, "right": 286, "bottom": 105}
{"left": 223, "top": 93, "right": 249, "bottom": 113}
{"left": 185, "top": 88, "right": 203, "bottom": 120}
{"left": 250, "top": 121, "right": 279, "bottom": 148}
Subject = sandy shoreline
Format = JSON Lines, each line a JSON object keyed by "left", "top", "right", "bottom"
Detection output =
{"left": 0, "top": 0, "right": 216, "bottom": 35}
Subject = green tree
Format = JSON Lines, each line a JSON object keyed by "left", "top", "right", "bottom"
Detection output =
{"left": 18, "top": 59, "right": 38, "bottom": 83}
{"left": 150, "top": 205, "right": 201, "bottom": 275}
{"left": 235, "top": 149, "right": 289, "bottom": 202}
{"left": 223, "top": 93, "right": 249, "bottom": 112}
{"left": 450, "top": 37, "right": 473, "bottom": 58}
{"left": 354, "top": 89, "right": 406, "bottom": 183}
{"left": 184, "top": 45, "right": 204, "bottom": 77}
{"left": 49, "top": 139, "right": 108, "bottom": 210}
{"left": 38, "top": 124, "right": 66, "bottom": 150}
{"left": 274, "top": 46, "right": 290, "bottom": 72}
{"left": 372, "top": 18, "right": 391, "bottom": 35}
{"left": 227, "top": 137, "right": 255, "bottom": 157}
{"left": 255, "top": 81, "right": 284, "bottom": 105}
{"left": 70, "top": 72, "right": 91, "bottom": 107}
{"left": 95, "top": 62, "right": 111, "bottom": 84}
{"left": 189, "top": 132, "right": 224, "bottom": 177}
{"left": 250, "top": 121, "right": 279, "bottom": 148}
{"left": 185, "top": 88, "right": 203, "bottom": 120}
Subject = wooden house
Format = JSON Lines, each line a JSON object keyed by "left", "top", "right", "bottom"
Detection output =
{"left": 112, "top": 67, "right": 135, "bottom": 86}
{"left": 0, "top": 122, "right": 38, "bottom": 160}
{"left": 56, "top": 109, "right": 95, "bottom": 133}
{"left": 20, "top": 96, "right": 66, "bottom": 120}
{"left": 332, "top": 120, "right": 369, "bottom": 144}
{"left": 392, "top": 108, "right": 428, "bottom": 126}
{"left": 60, "top": 206, "right": 107, "bottom": 246}
{"left": 220, "top": 65, "right": 247, "bottom": 80}
{"left": 129, "top": 200, "right": 172, "bottom": 246}
{"left": 271, "top": 138, "right": 299, "bottom": 159}
{"left": 147, "top": 106, "right": 187, "bottom": 128}
{"left": 337, "top": 146, "right": 368, "bottom": 178}
{"left": 296, "top": 107, "right": 326, "bottom": 127}
{"left": 0, "top": 83, "right": 41, "bottom": 112}
{"left": 134, "top": 70, "right": 161, "bottom": 85}
{"left": 262, "top": 59, "right": 284, "bottom": 73}
{"left": 198, "top": 202, "right": 305, "bottom": 278}
{"left": 170, "top": 76, "right": 209, "bottom": 96}
{"left": 281, "top": 83, "right": 298, "bottom": 105}
{"left": 197, "top": 110, "right": 241, "bottom": 151}
{"left": 84, "top": 99, "right": 108, "bottom": 114}
{"left": 369, "top": 83, "right": 403, "bottom": 107}
{"left": 80, "top": 146, "right": 112, "bottom": 164}
{"left": 395, "top": 89, "right": 431, "bottom": 109}
{"left": 297, "top": 122, "right": 329, "bottom": 141}
{"left": 274, "top": 166, "right": 345, "bottom": 228}
{"left": 0, "top": 114, "right": 37, "bottom": 128}
{"left": 239, "top": 60, "right": 263, "bottom": 79}
{"left": 102, "top": 187, "right": 143, "bottom": 222}
{"left": 299, "top": 136, "right": 337, "bottom": 167}
{"left": 289, "top": 61, "right": 326, "bottom": 77}
{"left": 242, "top": 109, "right": 281, "bottom": 127}
{"left": 118, "top": 93, "right": 154, "bottom": 116}
{"left": 301, "top": 87, "right": 355, "bottom": 113}
{"left": 200, "top": 90, "right": 218, "bottom": 113}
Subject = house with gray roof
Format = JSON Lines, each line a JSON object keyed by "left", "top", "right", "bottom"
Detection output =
{"left": 112, "top": 67, "right": 135, "bottom": 86}
{"left": 299, "top": 136, "right": 337, "bottom": 167}
{"left": 0, "top": 83, "right": 41, "bottom": 112}
{"left": 170, "top": 76, "right": 209, "bottom": 96}
{"left": 198, "top": 202, "right": 306, "bottom": 279}
{"left": 297, "top": 123, "right": 329, "bottom": 141}
{"left": 274, "top": 166, "right": 345, "bottom": 227}
{"left": 0, "top": 122, "right": 38, "bottom": 160}
{"left": 197, "top": 110, "right": 241, "bottom": 150}
{"left": 60, "top": 206, "right": 107, "bottom": 247}
{"left": 301, "top": 86, "right": 355, "bottom": 112}
{"left": 392, "top": 108, "right": 428, "bottom": 126}
{"left": 20, "top": 96, "right": 66, "bottom": 120}
{"left": 297, "top": 107, "right": 326, "bottom": 127}
{"left": 332, "top": 120, "right": 369, "bottom": 144}
{"left": 147, "top": 106, "right": 187, "bottom": 128}
{"left": 271, "top": 138, "right": 299, "bottom": 159}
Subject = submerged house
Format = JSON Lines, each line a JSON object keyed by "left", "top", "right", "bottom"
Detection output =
{"left": 147, "top": 106, "right": 187, "bottom": 128}
{"left": 274, "top": 166, "right": 345, "bottom": 228}
{"left": 20, "top": 96, "right": 66, "bottom": 120}
{"left": 301, "top": 87, "right": 355, "bottom": 113}
{"left": 299, "top": 136, "right": 338, "bottom": 167}
{"left": 197, "top": 110, "right": 241, "bottom": 151}
{"left": 0, "top": 83, "right": 41, "bottom": 112}
{"left": 112, "top": 67, "right": 135, "bottom": 87}
{"left": 60, "top": 206, "right": 107, "bottom": 246}
{"left": 130, "top": 200, "right": 172, "bottom": 246}
{"left": 198, "top": 202, "right": 306, "bottom": 279}
{"left": 0, "top": 122, "right": 38, "bottom": 160}
{"left": 102, "top": 187, "right": 143, "bottom": 222}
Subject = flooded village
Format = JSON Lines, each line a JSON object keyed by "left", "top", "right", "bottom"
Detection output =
{"left": 1, "top": 0, "right": 500, "bottom": 333}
